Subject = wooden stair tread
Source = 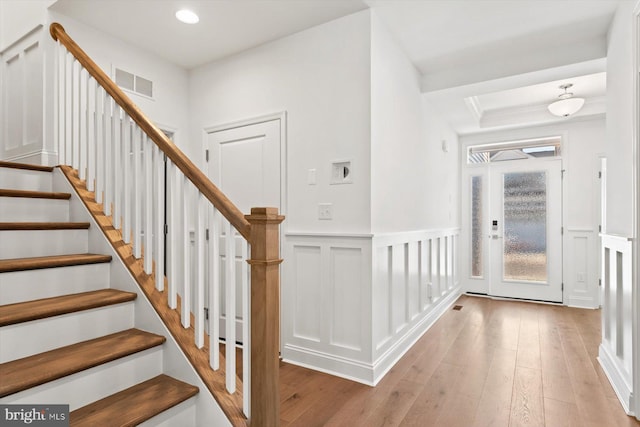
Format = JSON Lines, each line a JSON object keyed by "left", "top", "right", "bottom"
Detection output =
{"left": 0, "top": 254, "right": 112, "bottom": 273}
{"left": 0, "top": 161, "right": 54, "bottom": 172}
{"left": 0, "top": 329, "right": 166, "bottom": 397}
{"left": 0, "top": 222, "right": 90, "bottom": 230}
{"left": 0, "top": 189, "right": 70, "bottom": 200}
{"left": 70, "top": 374, "right": 198, "bottom": 426}
{"left": 0, "top": 289, "right": 137, "bottom": 326}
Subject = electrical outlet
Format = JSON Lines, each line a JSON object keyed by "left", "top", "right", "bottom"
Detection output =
{"left": 318, "top": 203, "right": 333, "bottom": 220}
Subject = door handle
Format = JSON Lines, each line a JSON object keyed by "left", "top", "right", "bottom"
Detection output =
{"left": 489, "top": 234, "right": 502, "bottom": 239}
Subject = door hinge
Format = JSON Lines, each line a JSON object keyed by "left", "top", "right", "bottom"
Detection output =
{"left": 561, "top": 169, "right": 566, "bottom": 178}
{"left": 599, "top": 224, "right": 602, "bottom": 232}
{"left": 164, "top": 224, "right": 168, "bottom": 235}
{"left": 561, "top": 226, "right": 564, "bottom": 235}
{"left": 206, "top": 228, "right": 209, "bottom": 241}
{"left": 204, "top": 307, "right": 209, "bottom": 320}
{"left": 561, "top": 283, "right": 564, "bottom": 291}
{"left": 599, "top": 278, "right": 602, "bottom": 287}
{"left": 206, "top": 149, "right": 209, "bottom": 162}
{"left": 598, "top": 171, "right": 602, "bottom": 178}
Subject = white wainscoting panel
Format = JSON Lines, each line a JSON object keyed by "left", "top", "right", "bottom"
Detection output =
{"left": 282, "top": 229, "right": 460, "bottom": 385}
{"left": 565, "top": 227, "right": 600, "bottom": 308}
{"left": 599, "top": 234, "right": 634, "bottom": 414}
{"left": 1, "top": 26, "right": 46, "bottom": 163}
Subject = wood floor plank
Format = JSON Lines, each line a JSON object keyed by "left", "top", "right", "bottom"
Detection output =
{"left": 509, "top": 366, "right": 544, "bottom": 427}
{"left": 544, "top": 398, "right": 584, "bottom": 427}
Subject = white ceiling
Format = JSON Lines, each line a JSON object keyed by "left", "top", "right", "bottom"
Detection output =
{"left": 50, "top": 0, "right": 625, "bottom": 134}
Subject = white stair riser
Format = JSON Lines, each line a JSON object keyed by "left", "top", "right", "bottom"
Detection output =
{"left": 0, "top": 229, "right": 88, "bottom": 258}
{"left": 0, "top": 303, "right": 135, "bottom": 363}
{"left": 0, "top": 263, "right": 110, "bottom": 305}
{"left": 0, "top": 169, "right": 52, "bottom": 192}
{"left": 0, "top": 197, "right": 69, "bottom": 222}
{"left": 0, "top": 347, "right": 163, "bottom": 411}
{"left": 139, "top": 396, "right": 196, "bottom": 427}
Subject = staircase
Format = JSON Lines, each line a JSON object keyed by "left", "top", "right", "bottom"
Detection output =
{"left": 0, "top": 161, "right": 200, "bottom": 426}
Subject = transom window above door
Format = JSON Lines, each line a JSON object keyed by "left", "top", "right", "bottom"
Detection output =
{"left": 467, "top": 136, "right": 561, "bottom": 164}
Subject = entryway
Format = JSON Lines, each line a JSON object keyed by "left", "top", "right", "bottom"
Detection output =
{"left": 462, "top": 139, "right": 563, "bottom": 303}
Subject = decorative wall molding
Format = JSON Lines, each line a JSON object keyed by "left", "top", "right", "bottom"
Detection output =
{"left": 564, "top": 228, "right": 599, "bottom": 308}
{"left": 282, "top": 228, "right": 460, "bottom": 385}
{"left": 599, "top": 233, "right": 634, "bottom": 414}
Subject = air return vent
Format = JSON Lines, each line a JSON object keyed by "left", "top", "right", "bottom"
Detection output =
{"left": 114, "top": 67, "right": 153, "bottom": 98}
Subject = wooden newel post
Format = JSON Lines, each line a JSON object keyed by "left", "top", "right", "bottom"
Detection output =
{"left": 246, "top": 207, "right": 284, "bottom": 427}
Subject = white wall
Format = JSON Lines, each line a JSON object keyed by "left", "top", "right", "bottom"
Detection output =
{"left": 370, "top": 13, "right": 423, "bottom": 233}
{"left": 0, "top": 0, "right": 56, "bottom": 52}
{"left": 47, "top": 12, "right": 191, "bottom": 156}
{"left": 459, "top": 117, "right": 606, "bottom": 308}
{"left": 605, "top": 1, "right": 636, "bottom": 237}
{"left": 422, "top": 98, "right": 460, "bottom": 229}
{"left": 189, "top": 11, "right": 372, "bottom": 233}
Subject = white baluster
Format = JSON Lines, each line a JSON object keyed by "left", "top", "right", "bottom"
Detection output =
{"left": 64, "top": 52, "right": 72, "bottom": 166}
{"left": 54, "top": 42, "right": 61, "bottom": 164}
{"left": 154, "top": 146, "right": 165, "bottom": 291}
{"left": 122, "top": 115, "right": 132, "bottom": 243}
{"left": 209, "top": 208, "right": 221, "bottom": 370}
{"left": 113, "top": 105, "right": 122, "bottom": 230}
{"left": 181, "top": 176, "right": 191, "bottom": 328}
{"left": 242, "top": 239, "right": 250, "bottom": 417}
{"left": 195, "top": 193, "right": 205, "bottom": 348}
{"left": 78, "top": 68, "right": 87, "bottom": 180}
{"left": 86, "top": 78, "right": 96, "bottom": 191}
{"left": 168, "top": 161, "right": 178, "bottom": 309}
{"left": 133, "top": 127, "right": 142, "bottom": 258}
{"left": 144, "top": 136, "right": 153, "bottom": 274}
{"left": 103, "top": 96, "right": 112, "bottom": 216}
{"left": 94, "top": 87, "right": 103, "bottom": 203}
{"left": 225, "top": 219, "right": 236, "bottom": 393}
{"left": 72, "top": 60, "right": 80, "bottom": 170}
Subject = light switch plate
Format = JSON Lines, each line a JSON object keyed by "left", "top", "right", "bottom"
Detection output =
{"left": 318, "top": 203, "right": 333, "bottom": 220}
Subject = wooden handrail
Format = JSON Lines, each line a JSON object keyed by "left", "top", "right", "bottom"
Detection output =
{"left": 50, "top": 23, "right": 251, "bottom": 241}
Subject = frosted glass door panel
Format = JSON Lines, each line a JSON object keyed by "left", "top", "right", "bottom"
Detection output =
{"left": 503, "top": 172, "right": 547, "bottom": 282}
{"left": 471, "top": 175, "right": 484, "bottom": 277}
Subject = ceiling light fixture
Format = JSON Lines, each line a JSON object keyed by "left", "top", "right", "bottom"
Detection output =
{"left": 547, "top": 83, "right": 585, "bottom": 117}
{"left": 175, "top": 9, "right": 199, "bottom": 24}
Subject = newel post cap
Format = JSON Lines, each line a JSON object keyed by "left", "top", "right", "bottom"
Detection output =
{"left": 245, "top": 207, "right": 285, "bottom": 224}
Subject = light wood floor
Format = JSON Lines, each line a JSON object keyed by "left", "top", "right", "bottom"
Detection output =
{"left": 279, "top": 294, "right": 640, "bottom": 427}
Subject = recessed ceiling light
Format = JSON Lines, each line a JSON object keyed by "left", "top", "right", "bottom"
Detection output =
{"left": 176, "top": 9, "right": 199, "bottom": 24}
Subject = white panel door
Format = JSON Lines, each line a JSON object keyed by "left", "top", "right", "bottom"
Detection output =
{"left": 489, "top": 159, "right": 563, "bottom": 302}
{"left": 207, "top": 119, "right": 281, "bottom": 342}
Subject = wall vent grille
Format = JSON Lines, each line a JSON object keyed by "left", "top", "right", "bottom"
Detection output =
{"left": 114, "top": 67, "right": 153, "bottom": 98}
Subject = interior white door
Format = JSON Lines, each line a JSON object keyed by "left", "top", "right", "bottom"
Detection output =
{"left": 207, "top": 119, "right": 281, "bottom": 342}
{"left": 488, "top": 159, "right": 562, "bottom": 302}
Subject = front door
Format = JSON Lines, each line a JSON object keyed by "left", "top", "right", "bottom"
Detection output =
{"left": 465, "top": 158, "right": 563, "bottom": 302}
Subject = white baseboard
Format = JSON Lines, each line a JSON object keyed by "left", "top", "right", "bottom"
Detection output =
{"left": 598, "top": 343, "right": 634, "bottom": 415}
{"left": 566, "top": 295, "right": 598, "bottom": 309}
{"left": 2, "top": 149, "right": 57, "bottom": 166}
{"left": 282, "top": 286, "right": 461, "bottom": 386}
{"left": 371, "top": 287, "right": 461, "bottom": 384}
